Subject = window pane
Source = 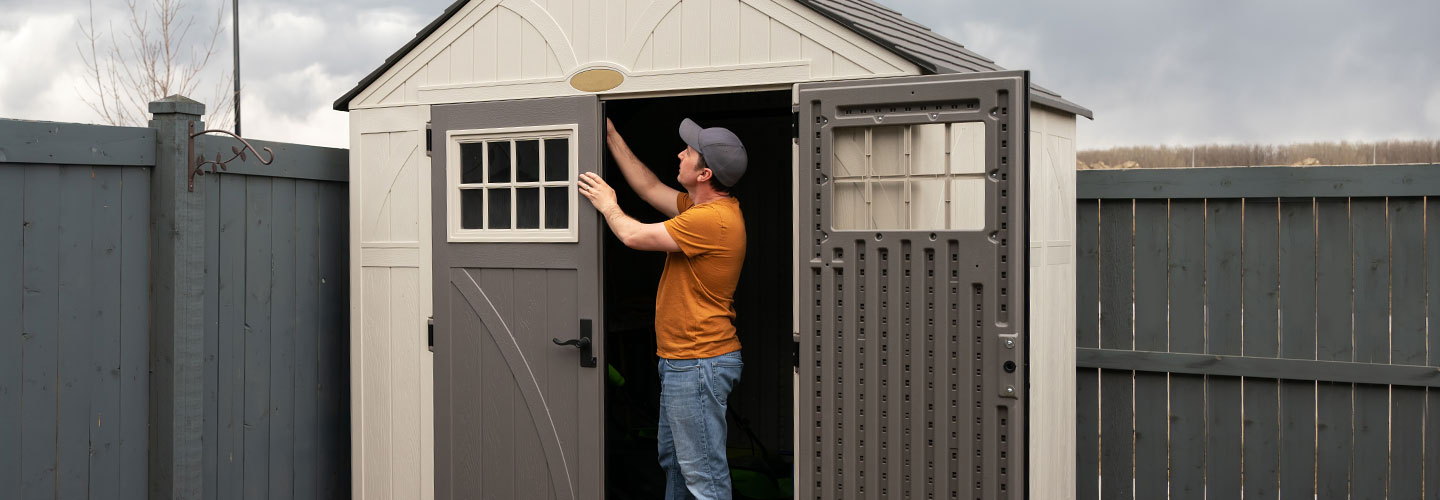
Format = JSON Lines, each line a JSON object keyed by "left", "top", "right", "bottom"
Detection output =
{"left": 870, "top": 181, "right": 907, "bottom": 228}
{"left": 832, "top": 182, "right": 867, "bottom": 230}
{"left": 516, "top": 140, "right": 540, "bottom": 182}
{"left": 950, "top": 122, "right": 986, "bottom": 174}
{"left": 910, "top": 179, "right": 946, "bottom": 229}
{"left": 487, "top": 141, "right": 511, "bottom": 183}
{"left": 461, "top": 189, "right": 484, "bottom": 229}
{"left": 544, "top": 138, "right": 568, "bottom": 182}
{"left": 950, "top": 178, "right": 985, "bottom": 230}
{"left": 911, "top": 124, "right": 947, "bottom": 175}
{"left": 461, "top": 143, "right": 485, "bottom": 184}
{"left": 516, "top": 188, "right": 540, "bottom": 229}
{"left": 545, "top": 186, "right": 568, "bottom": 229}
{"left": 488, "top": 188, "right": 511, "bottom": 229}
{"left": 833, "top": 128, "right": 865, "bottom": 179}
{"left": 870, "top": 126, "right": 907, "bottom": 176}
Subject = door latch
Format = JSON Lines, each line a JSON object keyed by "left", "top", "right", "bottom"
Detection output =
{"left": 552, "top": 319, "right": 596, "bottom": 368}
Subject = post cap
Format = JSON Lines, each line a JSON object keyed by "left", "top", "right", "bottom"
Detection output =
{"left": 149, "top": 95, "right": 206, "bottom": 117}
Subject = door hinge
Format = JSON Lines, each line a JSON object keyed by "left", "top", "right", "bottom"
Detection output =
{"left": 790, "top": 111, "right": 799, "bottom": 139}
{"left": 425, "top": 121, "right": 433, "bottom": 158}
{"left": 791, "top": 339, "right": 799, "bottom": 369}
{"left": 427, "top": 317, "right": 434, "bottom": 352}
{"left": 997, "top": 334, "right": 1020, "bottom": 399}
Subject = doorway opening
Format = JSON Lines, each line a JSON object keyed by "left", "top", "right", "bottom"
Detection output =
{"left": 601, "top": 89, "right": 796, "bottom": 500}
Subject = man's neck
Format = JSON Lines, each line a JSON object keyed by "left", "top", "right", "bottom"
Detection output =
{"left": 686, "top": 186, "right": 731, "bottom": 205}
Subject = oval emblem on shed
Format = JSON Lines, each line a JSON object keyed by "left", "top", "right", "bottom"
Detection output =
{"left": 569, "top": 68, "right": 624, "bottom": 92}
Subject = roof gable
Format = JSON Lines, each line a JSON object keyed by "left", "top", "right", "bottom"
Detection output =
{"left": 334, "top": 0, "right": 1089, "bottom": 118}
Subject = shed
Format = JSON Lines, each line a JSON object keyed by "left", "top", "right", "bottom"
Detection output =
{"left": 335, "top": 0, "right": 1086, "bottom": 498}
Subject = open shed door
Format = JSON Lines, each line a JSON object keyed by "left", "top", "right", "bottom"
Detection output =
{"left": 431, "top": 96, "right": 602, "bottom": 500}
{"left": 796, "top": 71, "right": 1029, "bottom": 499}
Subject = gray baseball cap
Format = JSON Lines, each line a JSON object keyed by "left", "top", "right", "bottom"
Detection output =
{"left": 678, "top": 118, "right": 747, "bottom": 187}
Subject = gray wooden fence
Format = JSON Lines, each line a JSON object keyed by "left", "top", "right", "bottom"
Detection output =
{"left": 0, "top": 97, "right": 350, "bottom": 500}
{"left": 0, "top": 121, "right": 155, "bottom": 500}
{"left": 1076, "top": 164, "right": 1440, "bottom": 499}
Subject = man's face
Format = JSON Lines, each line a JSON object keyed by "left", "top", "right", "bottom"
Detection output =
{"left": 676, "top": 146, "right": 706, "bottom": 188}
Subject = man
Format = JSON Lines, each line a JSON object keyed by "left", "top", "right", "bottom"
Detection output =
{"left": 578, "top": 117, "right": 748, "bottom": 500}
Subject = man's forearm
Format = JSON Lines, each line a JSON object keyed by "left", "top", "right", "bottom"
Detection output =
{"left": 600, "top": 205, "right": 645, "bottom": 243}
{"left": 606, "top": 131, "right": 662, "bottom": 192}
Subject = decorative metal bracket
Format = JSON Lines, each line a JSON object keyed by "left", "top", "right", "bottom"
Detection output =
{"left": 187, "top": 121, "right": 274, "bottom": 192}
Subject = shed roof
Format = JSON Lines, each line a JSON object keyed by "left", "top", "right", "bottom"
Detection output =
{"left": 333, "top": 0, "right": 1092, "bottom": 118}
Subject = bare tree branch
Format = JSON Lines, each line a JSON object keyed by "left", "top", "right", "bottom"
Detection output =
{"left": 76, "top": 0, "right": 235, "bottom": 130}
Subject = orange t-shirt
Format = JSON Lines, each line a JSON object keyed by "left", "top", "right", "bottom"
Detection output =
{"left": 656, "top": 193, "right": 746, "bottom": 359}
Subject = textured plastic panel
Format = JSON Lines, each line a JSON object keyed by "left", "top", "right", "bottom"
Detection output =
{"left": 796, "top": 71, "right": 1029, "bottom": 500}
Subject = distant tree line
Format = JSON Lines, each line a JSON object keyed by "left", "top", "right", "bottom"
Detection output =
{"left": 1077, "top": 140, "right": 1440, "bottom": 169}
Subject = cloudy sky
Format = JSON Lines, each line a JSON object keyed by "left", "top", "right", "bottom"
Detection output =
{"left": 1, "top": 0, "right": 1436, "bottom": 149}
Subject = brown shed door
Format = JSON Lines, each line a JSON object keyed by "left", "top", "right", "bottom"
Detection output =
{"left": 431, "top": 96, "right": 602, "bottom": 500}
{"left": 796, "top": 71, "right": 1030, "bottom": 499}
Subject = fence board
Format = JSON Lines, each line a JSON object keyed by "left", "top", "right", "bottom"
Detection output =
{"left": 293, "top": 181, "right": 320, "bottom": 499}
{"left": 1098, "top": 201, "right": 1132, "bottom": 500}
{"left": 1313, "top": 385, "right": 1355, "bottom": 496}
{"left": 0, "top": 120, "right": 155, "bottom": 166}
{"left": 1242, "top": 198, "right": 1280, "bottom": 499}
{"left": 202, "top": 173, "right": 220, "bottom": 500}
{"left": 1132, "top": 200, "right": 1167, "bottom": 498}
{"left": 1168, "top": 200, "right": 1206, "bottom": 499}
{"left": 1074, "top": 200, "right": 1099, "bottom": 500}
{"left": 0, "top": 167, "right": 20, "bottom": 494}
{"left": 1077, "top": 164, "right": 1440, "bottom": 199}
{"left": 244, "top": 177, "right": 274, "bottom": 500}
{"left": 118, "top": 166, "right": 149, "bottom": 500}
{"left": 22, "top": 166, "right": 60, "bottom": 500}
{"left": 1429, "top": 198, "right": 1440, "bottom": 499}
{"left": 89, "top": 167, "right": 124, "bottom": 498}
{"left": 1392, "top": 199, "right": 1426, "bottom": 365}
{"left": 1392, "top": 388, "right": 1424, "bottom": 497}
{"left": 317, "top": 182, "right": 350, "bottom": 499}
{"left": 1278, "top": 198, "right": 1317, "bottom": 361}
{"left": 1077, "top": 200, "right": 1098, "bottom": 350}
{"left": 1391, "top": 198, "right": 1425, "bottom": 498}
{"left": 1205, "top": 199, "right": 1243, "bottom": 496}
{"left": 200, "top": 136, "right": 348, "bottom": 182}
{"left": 1277, "top": 198, "right": 1317, "bottom": 497}
{"left": 57, "top": 166, "right": 94, "bottom": 500}
{"left": 1351, "top": 199, "right": 1389, "bottom": 499}
{"left": 269, "top": 180, "right": 297, "bottom": 500}
{"left": 1314, "top": 198, "right": 1353, "bottom": 498}
{"left": 217, "top": 174, "right": 247, "bottom": 500}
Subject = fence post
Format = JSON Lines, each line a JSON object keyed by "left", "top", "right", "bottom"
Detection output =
{"left": 147, "top": 95, "right": 207, "bottom": 499}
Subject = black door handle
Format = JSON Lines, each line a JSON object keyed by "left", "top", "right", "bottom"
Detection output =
{"left": 551, "top": 337, "right": 591, "bottom": 349}
{"left": 552, "top": 319, "right": 596, "bottom": 368}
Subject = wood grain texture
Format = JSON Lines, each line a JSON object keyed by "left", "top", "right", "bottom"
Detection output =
{"left": 0, "top": 167, "right": 22, "bottom": 495}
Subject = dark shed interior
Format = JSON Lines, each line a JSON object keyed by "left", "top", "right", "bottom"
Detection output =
{"left": 601, "top": 90, "right": 795, "bottom": 499}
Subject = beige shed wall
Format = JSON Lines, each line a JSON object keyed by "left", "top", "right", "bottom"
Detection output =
{"left": 350, "top": 105, "right": 435, "bottom": 500}
{"left": 1027, "top": 105, "right": 1077, "bottom": 499}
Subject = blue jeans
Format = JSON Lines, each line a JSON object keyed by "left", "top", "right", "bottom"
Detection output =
{"left": 656, "top": 350, "right": 743, "bottom": 500}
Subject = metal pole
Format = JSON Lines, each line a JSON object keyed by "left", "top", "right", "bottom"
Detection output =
{"left": 232, "top": 0, "right": 241, "bottom": 135}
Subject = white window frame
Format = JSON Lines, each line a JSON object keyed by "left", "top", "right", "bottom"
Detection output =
{"left": 446, "top": 124, "right": 579, "bottom": 243}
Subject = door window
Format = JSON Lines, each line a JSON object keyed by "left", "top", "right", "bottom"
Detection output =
{"left": 446, "top": 125, "right": 578, "bottom": 242}
{"left": 831, "top": 122, "right": 987, "bottom": 231}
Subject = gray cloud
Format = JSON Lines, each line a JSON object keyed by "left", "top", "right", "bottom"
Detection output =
{"left": 877, "top": 0, "right": 1440, "bottom": 147}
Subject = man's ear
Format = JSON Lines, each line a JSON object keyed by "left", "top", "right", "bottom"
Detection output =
{"left": 698, "top": 167, "right": 714, "bottom": 183}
